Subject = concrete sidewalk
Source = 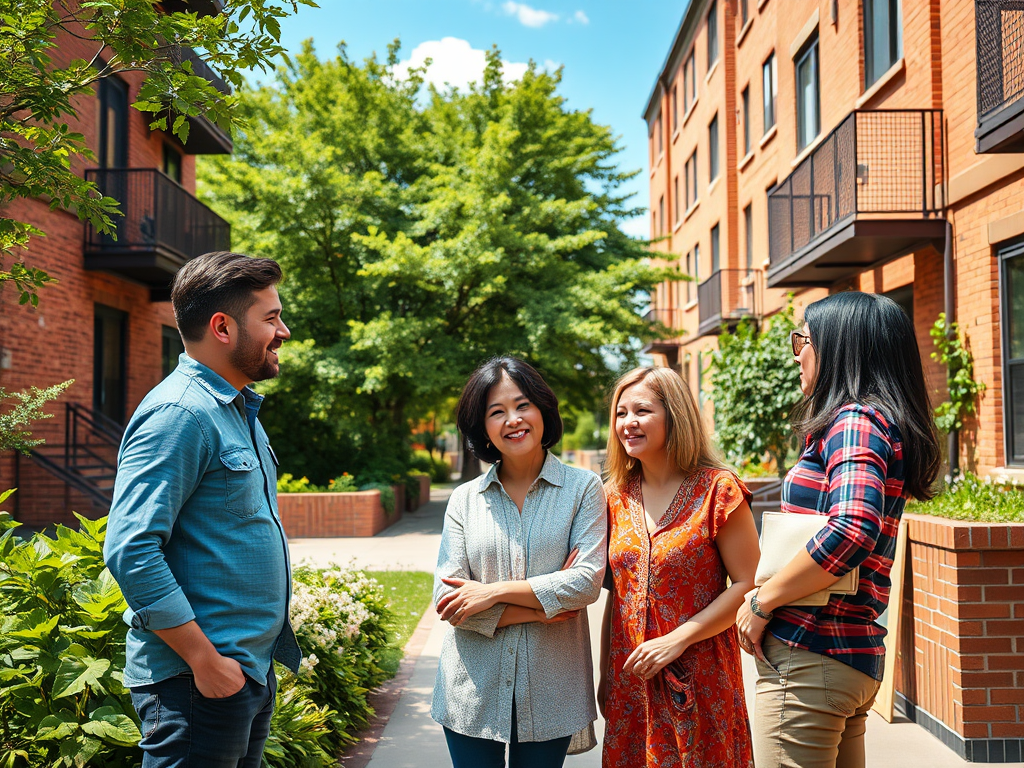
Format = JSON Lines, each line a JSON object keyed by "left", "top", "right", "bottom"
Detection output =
{"left": 289, "top": 488, "right": 1007, "bottom": 768}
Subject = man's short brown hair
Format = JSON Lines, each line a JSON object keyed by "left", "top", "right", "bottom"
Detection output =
{"left": 170, "top": 251, "right": 283, "bottom": 342}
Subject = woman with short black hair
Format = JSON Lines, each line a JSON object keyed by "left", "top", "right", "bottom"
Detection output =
{"left": 737, "top": 291, "right": 941, "bottom": 768}
{"left": 431, "top": 356, "right": 607, "bottom": 768}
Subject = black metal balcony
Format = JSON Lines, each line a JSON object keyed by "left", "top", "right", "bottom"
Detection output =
{"left": 976, "top": 0, "right": 1024, "bottom": 152}
{"left": 168, "top": 46, "right": 233, "bottom": 154}
{"left": 697, "top": 269, "right": 760, "bottom": 337}
{"left": 643, "top": 308, "right": 683, "bottom": 366}
{"left": 766, "top": 109, "right": 946, "bottom": 288}
{"left": 84, "top": 168, "right": 231, "bottom": 298}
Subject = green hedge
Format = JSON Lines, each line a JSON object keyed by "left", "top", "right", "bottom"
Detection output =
{"left": 0, "top": 491, "right": 393, "bottom": 767}
{"left": 907, "top": 472, "right": 1024, "bottom": 523}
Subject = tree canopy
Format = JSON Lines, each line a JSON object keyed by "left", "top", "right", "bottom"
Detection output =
{"left": 0, "top": 0, "right": 315, "bottom": 305}
{"left": 199, "top": 41, "right": 671, "bottom": 481}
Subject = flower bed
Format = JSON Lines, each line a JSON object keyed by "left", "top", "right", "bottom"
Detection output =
{"left": 0, "top": 500, "right": 395, "bottom": 767}
{"left": 277, "top": 485, "right": 404, "bottom": 538}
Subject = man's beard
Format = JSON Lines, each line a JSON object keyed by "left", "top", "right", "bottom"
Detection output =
{"left": 230, "top": 323, "right": 280, "bottom": 383}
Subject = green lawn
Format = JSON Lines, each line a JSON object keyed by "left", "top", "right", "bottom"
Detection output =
{"left": 366, "top": 570, "right": 434, "bottom": 677}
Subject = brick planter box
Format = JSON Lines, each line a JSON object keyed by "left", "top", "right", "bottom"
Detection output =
{"left": 278, "top": 485, "right": 404, "bottom": 538}
{"left": 895, "top": 513, "right": 1024, "bottom": 763}
{"left": 406, "top": 474, "right": 431, "bottom": 512}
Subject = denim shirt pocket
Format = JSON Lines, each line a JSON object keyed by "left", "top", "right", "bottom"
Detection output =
{"left": 220, "top": 447, "right": 262, "bottom": 518}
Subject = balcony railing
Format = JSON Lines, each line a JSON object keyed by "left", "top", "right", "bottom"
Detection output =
{"left": 167, "top": 46, "right": 233, "bottom": 153}
{"left": 766, "top": 109, "right": 945, "bottom": 287}
{"left": 697, "top": 269, "right": 759, "bottom": 337}
{"left": 84, "top": 168, "right": 230, "bottom": 294}
{"left": 976, "top": 0, "right": 1024, "bottom": 152}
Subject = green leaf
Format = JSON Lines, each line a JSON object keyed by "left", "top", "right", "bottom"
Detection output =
{"left": 52, "top": 656, "right": 111, "bottom": 698}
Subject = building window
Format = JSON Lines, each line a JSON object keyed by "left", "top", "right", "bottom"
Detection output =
{"left": 707, "top": 1, "right": 719, "bottom": 69}
{"left": 685, "top": 150, "right": 698, "bottom": 208}
{"left": 652, "top": 211, "right": 657, "bottom": 237}
{"left": 656, "top": 113, "right": 663, "bottom": 156}
{"left": 674, "top": 175, "right": 680, "bottom": 222}
{"left": 671, "top": 85, "right": 679, "bottom": 132}
{"left": 1002, "top": 242, "right": 1024, "bottom": 464}
{"left": 865, "top": 0, "right": 902, "bottom": 88}
{"left": 97, "top": 76, "right": 129, "bottom": 169}
{"left": 796, "top": 35, "right": 820, "bottom": 150}
{"left": 686, "top": 250, "right": 694, "bottom": 302}
{"left": 762, "top": 52, "right": 777, "bottom": 134}
{"left": 162, "top": 325, "right": 185, "bottom": 378}
{"left": 740, "top": 0, "right": 749, "bottom": 26}
{"left": 684, "top": 51, "right": 696, "bottom": 113}
{"left": 163, "top": 144, "right": 183, "bottom": 184}
{"left": 709, "top": 114, "right": 719, "bottom": 182}
{"left": 659, "top": 196, "right": 666, "bottom": 235}
{"left": 744, "top": 204, "right": 754, "bottom": 272}
{"left": 742, "top": 87, "right": 751, "bottom": 156}
{"left": 694, "top": 243, "right": 701, "bottom": 285}
{"left": 711, "top": 224, "right": 720, "bottom": 272}
{"left": 94, "top": 304, "right": 128, "bottom": 424}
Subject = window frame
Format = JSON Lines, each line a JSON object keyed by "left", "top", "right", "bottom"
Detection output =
{"left": 685, "top": 150, "right": 698, "bottom": 209}
{"left": 97, "top": 75, "right": 129, "bottom": 169}
{"left": 744, "top": 204, "right": 754, "bottom": 272}
{"left": 762, "top": 52, "right": 777, "bottom": 134}
{"left": 659, "top": 195, "right": 666, "bottom": 235}
{"left": 740, "top": 0, "right": 749, "bottom": 26}
{"left": 1001, "top": 240, "right": 1024, "bottom": 466}
{"left": 795, "top": 36, "right": 821, "bottom": 151}
{"left": 864, "top": 0, "right": 902, "bottom": 88}
{"left": 711, "top": 224, "right": 720, "bottom": 273}
{"left": 742, "top": 86, "right": 751, "bottom": 155}
{"left": 707, "top": 0, "right": 719, "bottom": 70}
{"left": 709, "top": 113, "right": 720, "bottom": 182}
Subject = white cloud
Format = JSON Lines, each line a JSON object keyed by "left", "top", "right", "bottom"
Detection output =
{"left": 572, "top": 10, "right": 590, "bottom": 24}
{"left": 620, "top": 215, "right": 650, "bottom": 240}
{"left": 395, "top": 38, "right": 529, "bottom": 92}
{"left": 502, "top": 1, "right": 559, "bottom": 27}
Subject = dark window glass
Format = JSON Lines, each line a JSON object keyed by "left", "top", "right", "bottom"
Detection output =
{"left": 97, "top": 76, "right": 128, "bottom": 169}
{"left": 763, "top": 53, "right": 777, "bottom": 133}
{"left": 674, "top": 176, "right": 680, "bottom": 221}
{"left": 744, "top": 204, "right": 754, "bottom": 271}
{"left": 741, "top": 0, "right": 749, "bottom": 25}
{"left": 711, "top": 224, "right": 720, "bottom": 272}
{"left": 707, "top": 1, "right": 718, "bottom": 68}
{"left": 94, "top": 305, "right": 128, "bottom": 424}
{"left": 1003, "top": 247, "right": 1024, "bottom": 463}
{"left": 694, "top": 243, "right": 701, "bottom": 283}
{"left": 162, "top": 325, "right": 185, "bottom": 378}
{"left": 163, "top": 144, "right": 183, "bottom": 183}
{"left": 742, "top": 87, "right": 751, "bottom": 155}
{"left": 671, "top": 86, "right": 678, "bottom": 132}
{"left": 656, "top": 114, "right": 663, "bottom": 156}
{"left": 686, "top": 251, "right": 694, "bottom": 302}
{"left": 709, "top": 114, "right": 719, "bottom": 181}
{"left": 659, "top": 196, "right": 666, "bottom": 234}
{"left": 796, "top": 37, "right": 820, "bottom": 150}
{"left": 865, "top": 0, "right": 901, "bottom": 87}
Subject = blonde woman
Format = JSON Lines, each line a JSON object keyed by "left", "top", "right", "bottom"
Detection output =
{"left": 599, "top": 367, "right": 759, "bottom": 767}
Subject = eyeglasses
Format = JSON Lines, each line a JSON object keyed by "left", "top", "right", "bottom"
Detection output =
{"left": 790, "top": 331, "right": 812, "bottom": 356}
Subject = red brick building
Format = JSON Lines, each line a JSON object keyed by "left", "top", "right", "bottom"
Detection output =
{"left": 645, "top": 0, "right": 1024, "bottom": 480}
{"left": 0, "top": 25, "right": 231, "bottom": 527}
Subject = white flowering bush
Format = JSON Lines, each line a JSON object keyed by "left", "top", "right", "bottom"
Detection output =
{"left": 263, "top": 564, "right": 393, "bottom": 766}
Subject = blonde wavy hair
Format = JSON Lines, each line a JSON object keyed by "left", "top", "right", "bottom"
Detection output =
{"left": 604, "top": 366, "right": 724, "bottom": 490}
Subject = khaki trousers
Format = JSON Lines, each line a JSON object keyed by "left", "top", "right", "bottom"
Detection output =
{"left": 753, "top": 635, "right": 882, "bottom": 768}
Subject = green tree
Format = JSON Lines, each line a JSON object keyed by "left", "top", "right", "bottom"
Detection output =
{"left": 0, "top": 0, "right": 316, "bottom": 306}
{"left": 709, "top": 305, "right": 803, "bottom": 477}
{"left": 199, "top": 42, "right": 671, "bottom": 481}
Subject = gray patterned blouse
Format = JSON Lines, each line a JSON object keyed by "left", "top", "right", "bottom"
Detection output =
{"left": 431, "top": 452, "right": 607, "bottom": 743}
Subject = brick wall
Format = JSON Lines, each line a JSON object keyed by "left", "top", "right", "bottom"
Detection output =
{"left": 896, "top": 513, "right": 1024, "bottom": 760}
{"left": 278, "top": 487, "right": 405, "bottom": 538}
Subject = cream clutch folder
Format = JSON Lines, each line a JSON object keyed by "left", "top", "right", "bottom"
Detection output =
{"left": 755, "top": 511, "right": 860, "bottom": 607}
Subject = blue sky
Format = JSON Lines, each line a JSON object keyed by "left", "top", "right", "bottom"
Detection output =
{"left": 271, "top": 1, "right": 689, "bottom": 237}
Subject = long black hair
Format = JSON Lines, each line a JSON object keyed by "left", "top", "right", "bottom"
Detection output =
{"left": 793, "top": 291, "right": 941, "bottom": 500}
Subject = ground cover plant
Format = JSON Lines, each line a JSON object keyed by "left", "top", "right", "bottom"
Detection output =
{"left": 908, "top": 472, "right": 1024, "bottom": 523}
{"left": 364, "top": 571, "right": 434, "bottom": 676}
{"left": 0, "top": 496, "right": 406, "bottom": 768}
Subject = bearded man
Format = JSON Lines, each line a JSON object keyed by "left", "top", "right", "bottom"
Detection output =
{"left": 105, "top": 250, "right": 300, "bottom": 767}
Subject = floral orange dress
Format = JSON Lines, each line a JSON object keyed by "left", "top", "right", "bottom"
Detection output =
{"left": 602, "top": 469, "right": 754, "bottom": 768}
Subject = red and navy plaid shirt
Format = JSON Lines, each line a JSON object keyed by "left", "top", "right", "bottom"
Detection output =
{"left": 769, "top": 404, "right": 905, "bottom": 681}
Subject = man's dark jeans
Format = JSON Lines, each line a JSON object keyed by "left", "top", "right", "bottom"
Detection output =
{"left": 130, "top": 666, "right": 276, "bottom": 767}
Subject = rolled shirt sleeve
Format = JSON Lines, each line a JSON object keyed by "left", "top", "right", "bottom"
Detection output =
{"left": 434, "top": 488, "right": 505, "bottom": 639}
{"left": 104, "top": 404, "right": 211, "bottom": 631}
{"left": 527, "top": 475, "right": 607, "bottom": 618}
{"left": 806, "top": 410, "right": 892, "bottom": 577}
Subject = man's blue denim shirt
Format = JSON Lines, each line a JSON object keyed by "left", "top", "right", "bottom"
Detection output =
{"left": 104, "top": 354, "right": 300, "bottom": 688}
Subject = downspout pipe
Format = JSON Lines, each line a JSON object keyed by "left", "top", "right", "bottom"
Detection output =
{"left": 944, "top": 218, "right": 959, "bottom": 479}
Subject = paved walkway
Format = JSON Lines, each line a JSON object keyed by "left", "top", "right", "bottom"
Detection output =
{"left": 288, "top": 488, "right": 1001, "bottom": 768}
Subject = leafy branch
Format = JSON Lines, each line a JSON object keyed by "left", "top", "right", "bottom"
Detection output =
{"left": 930, "top": 313, "right": 985, "bottom": 433}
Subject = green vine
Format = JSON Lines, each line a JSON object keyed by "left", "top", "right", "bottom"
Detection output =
{"left": 930, "top": 313, "right": 985, "bottom": 433}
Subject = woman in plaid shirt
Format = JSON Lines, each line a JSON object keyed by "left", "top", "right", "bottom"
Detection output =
{"left": 736, "top": 292, "right": 940, "bottom": 768}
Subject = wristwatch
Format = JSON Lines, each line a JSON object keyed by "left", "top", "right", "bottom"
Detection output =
{"left": 750, "top": 589, "right": 774, "bottom": 621}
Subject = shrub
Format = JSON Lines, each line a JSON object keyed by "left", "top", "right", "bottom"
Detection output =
{"left": 410, "top": 450, "right": 450, "bottom": 484}
{"left": 358, "top": 483, "right": 397, "bottom": 516}
{"left": 277, "top": 472, "right": 360, "bottom": 494}
{"left": 0, "top": 493, "right": 395, "bottom": 767}
{"left": 907, "top": 472, "right": 1024, "bottom": 523}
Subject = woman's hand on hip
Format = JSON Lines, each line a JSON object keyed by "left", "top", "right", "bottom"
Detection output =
{"left": 437, "top": 578, "right": 496, "bottom": 624}
{"left": 622, "top": 633, "right": 687, "bottom": 680}
{"left": 736, "top": 587, "right": 770, "bottom": 663}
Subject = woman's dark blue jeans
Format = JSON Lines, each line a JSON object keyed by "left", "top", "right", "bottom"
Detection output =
{"left": 130, "top": 666, "right": 276, "bottom": 767}
{"left": 443, "top": 700, "right": 572, "bottom": 768}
